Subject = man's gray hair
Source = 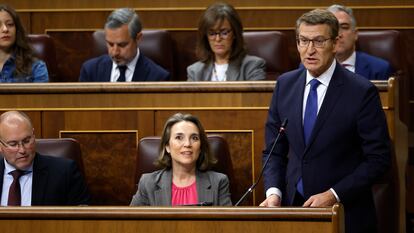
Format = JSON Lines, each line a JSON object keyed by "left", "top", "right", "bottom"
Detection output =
{"left": 327, "top": 4, "right": 357, "bottom": 30}
{"left": 105, "top": 8, "right": 142, "bottom": 38}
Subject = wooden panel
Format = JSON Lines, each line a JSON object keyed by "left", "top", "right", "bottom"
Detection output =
{"left": 61, "top": 131, "right": 138, "bottom": 205}
{"left": 41, "top": 110, "right": 155, "bottom": 205}
{"left": 22, "top": 8, "right": 414, "bottom": 34}
{"left": 5, "top": 0, "right": 413, "bottom": 8}
{"left": 0, "top": 205, "right": 344, "bottom": 233}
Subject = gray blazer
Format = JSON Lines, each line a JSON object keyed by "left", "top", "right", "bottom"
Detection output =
{"left": 130, "top": 169, "right": 232, "bottom": 206}
{"left": 187, "top": 55, "right": 266, "bottom": 81}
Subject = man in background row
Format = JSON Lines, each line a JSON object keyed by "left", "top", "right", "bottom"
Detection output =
{"left": 79, "top": 8, "right": 169, "bottom": 82}
{"left": 327, "top": 4, "right": 393, "bottom": 80}
{"left": 0, "top": 111, "right": 90, "bottom": 206}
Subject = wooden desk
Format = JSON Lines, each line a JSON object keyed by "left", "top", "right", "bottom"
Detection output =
{"left": 0, "top": 205, "right": 344, "bottom": 233}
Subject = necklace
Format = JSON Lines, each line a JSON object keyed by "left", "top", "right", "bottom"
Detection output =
{"left": 212, "top": 63, "right": 227, "bottom": 81}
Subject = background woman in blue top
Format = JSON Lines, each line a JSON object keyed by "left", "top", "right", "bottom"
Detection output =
{"left": 0, "top": 5, "right": 48, "bottom": 83}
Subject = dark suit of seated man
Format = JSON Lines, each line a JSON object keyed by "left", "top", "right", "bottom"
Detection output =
{"left": 0, "top": 111, "right": 90, "bottom": 206}
{"left": 79, "top": 8, "right": 170, "bottom": 82}
{"left": 327, "top": 4, "right": 393, "bottom": 80}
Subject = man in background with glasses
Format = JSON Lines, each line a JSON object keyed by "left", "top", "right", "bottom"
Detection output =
{"left": 327, "top": 4, "right": 393, "bottom": 80}
{"left": 0, "top": 111, "right": 90, "bottom": 206}
{"left": 260, "top": 9, "right": 390, "bottom": 233}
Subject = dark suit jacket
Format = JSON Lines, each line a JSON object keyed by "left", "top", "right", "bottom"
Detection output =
{"left": 130, "top": 169, "right": 232, "bottom": 206}
{"left": 355, "top": 51, "right": 393, "bottom": 80}
{"left": 0, "top": 154, "right": 90, "bottom": 205}
{"left": 79, "top": 54, "right": 170, "bottom": 82}
{"left": 263, "top": 63, "right": 390, "bottom": 233}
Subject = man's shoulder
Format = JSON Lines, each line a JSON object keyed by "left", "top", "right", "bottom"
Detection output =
{"left": 35, "top": 154, "right": 74, "bottom": 168}
{"left": 137, "top": 54, "right": 170, "bottom": 80}
{"left": 356, "top": 51, "right": 390, "bottom": 67}
{"left": 82, "top": 54, "right": 112, "bottom": 68}
{"left": 278, "top": 67, "right": 305, "bottom": 82}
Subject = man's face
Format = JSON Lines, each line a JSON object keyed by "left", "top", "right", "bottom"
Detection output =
{"left": 0, "top": 119, "right": 36, "bottom": 170}
{"left": 297, "top": 23, "right": 337, "bottom": 77}
{"left": 333, "top": 10, "right": 358, "bottom": 61}
{"left": 105, "top": 24, "right": 140, "bottom": 65}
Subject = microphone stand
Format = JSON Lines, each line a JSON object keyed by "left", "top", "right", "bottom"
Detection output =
{"left": 234, "top": 118, "right": 288, "bottom": 206}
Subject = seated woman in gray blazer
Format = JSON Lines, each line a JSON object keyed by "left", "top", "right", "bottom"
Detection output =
{"left": 187, "top": 2, "right": 266, "bottom": 81}
{"left": 130, "top": 113, "right": 232, "bottom": 206}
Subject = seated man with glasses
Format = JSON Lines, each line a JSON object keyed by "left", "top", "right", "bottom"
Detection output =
{"left": 260, "top": 9, "right": 390, "bottom": 233}
{"left": 187, "top": 2, "right": 266, "bottom": 81}
{"left": 0, "top": 111, "right": 90, "bottom": 206}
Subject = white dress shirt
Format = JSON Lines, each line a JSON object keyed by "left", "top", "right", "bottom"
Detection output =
{"left": 341, "top": 51, "right": 356, "bottom": 73}
{"left": 110, "top": 48, "right": 140, "bottom": 82}
{"left": 1, "top": 158, "right": 33, "bottom": 206}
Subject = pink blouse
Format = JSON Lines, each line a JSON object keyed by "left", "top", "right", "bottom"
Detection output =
{"left": 171, "top": 180, "right": 198, "bottom": 206}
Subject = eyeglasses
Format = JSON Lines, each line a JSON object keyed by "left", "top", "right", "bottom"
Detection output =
{"left": 0, "top": 135, "right": 35, "bottom": 152}
{"left": 296, "top": 36, "right": 332, "bottom": 48}
{"left": 207, "top": 29, "right": 232, "bottom": 40}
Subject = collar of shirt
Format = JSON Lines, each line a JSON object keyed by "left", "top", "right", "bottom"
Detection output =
{"left": 303, "top": 59, "right": 336, "bottom": 120}
{"left": 340, "top": 51, "right": 356, "bottom": 72}
{"left": 3, "top": 158, "right": 34, "bottom": 174}
{"left": 110, "top": 48, "right": 140, "bottom": 82}
{"left": 305, "top": 59, "right": 336, "bottom": 87}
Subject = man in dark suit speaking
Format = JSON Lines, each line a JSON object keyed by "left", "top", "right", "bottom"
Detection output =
{"left": 0, "top": 111, "right": 90, "bottom": 206}
{"left": 79, "top": 8, "right": 169, "bottom": 82}
{"left": 259, "top": 9, "right": 390, "bottom": 233}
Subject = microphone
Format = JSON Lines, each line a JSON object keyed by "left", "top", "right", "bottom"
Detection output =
{"left": 234, "top": 118, "right": 288, "bottom": 206}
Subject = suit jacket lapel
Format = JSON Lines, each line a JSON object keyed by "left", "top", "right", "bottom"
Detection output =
{"left": 0, "top": 159, "right": 4, "bottom": 198}
{"left": 201, "top": 63, "right": 214, "bottom": 81}
{"left": 304, "top": 63, "right": 345, "bottom": 153}
{"left": 132, "top": 55, "right": 149, "bottom": 81}
{"left": 31, "top": 154, "right": 48, "bottom": 205}
{"left": 154, "top": 169, "right": 172, "bottom": 206}
{"left": 291, "top": 70, "right": 307, "bottom": 156}
{"left": 196, "top": 171, "right": 213, "bottom": 203}
{"left": 355, "top": 52, "right": 369, "bottom": 79}
{"left": 101, "top": 56, "right": 113, "bottom": 81}
{"left": 225, "top": 62, "right": 240, "bottom": 81}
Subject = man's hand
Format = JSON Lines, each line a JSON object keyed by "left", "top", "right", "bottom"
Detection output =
{"left": 259, "top": 194, "right": 281, "bottom": 207}
{"left": 303, "top": 190, "right": 337, "bottom": 207}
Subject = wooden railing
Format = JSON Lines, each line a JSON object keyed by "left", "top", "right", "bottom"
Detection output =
{"left": 0, "top": 204, "right": 344, "bottom": 233}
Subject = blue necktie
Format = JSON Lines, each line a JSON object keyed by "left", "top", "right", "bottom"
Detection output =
{"left": 297, "top": 79, "right": 321, "bottom": 197}
{"left": 117, "top": 65, "right": 127, "bottom": 82}
{"left": 303, "top": 79, "right": 321, "bottom": 145}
